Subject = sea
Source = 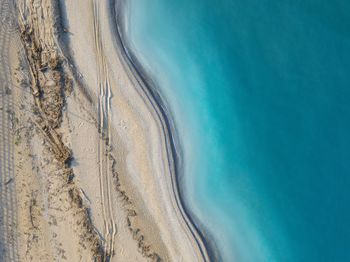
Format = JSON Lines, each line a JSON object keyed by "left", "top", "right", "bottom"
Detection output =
{"left": 126, "top": 0, "right": 350, "bottom": 261}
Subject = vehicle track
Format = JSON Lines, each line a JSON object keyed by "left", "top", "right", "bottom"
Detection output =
{"left": 92, "top": 0, "right": 117, "bottom": 260}
{"left": 0, "top": 0, "right": 19, "bottom": 261}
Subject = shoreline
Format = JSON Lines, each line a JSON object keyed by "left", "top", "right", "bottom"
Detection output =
{"left": 7, "top": 0, "right": 216, "bottom": 260}
{"left": 59, "top": 0, "right": 213, "bottom": 259}
{"left": 110, "top": 0, "right": 217, "bottom": 260}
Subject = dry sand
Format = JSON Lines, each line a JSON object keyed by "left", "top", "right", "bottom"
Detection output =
{"left": 1, "top": 0, "right": 210, "bottom": 261}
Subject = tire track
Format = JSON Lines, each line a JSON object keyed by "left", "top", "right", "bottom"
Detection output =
{"left": 92, "top": 0, "right": 116, "bottom": 260}
{"left": 0, "top": 0, "right": 19, "bottom": 261}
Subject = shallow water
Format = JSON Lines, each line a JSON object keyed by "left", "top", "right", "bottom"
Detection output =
{"left": 126, "top": 0, "right": 350, "bottom": 261}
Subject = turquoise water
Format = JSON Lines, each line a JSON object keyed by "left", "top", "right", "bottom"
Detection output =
{"left": 126, "top": 1, "right": 350, "bottom": 261}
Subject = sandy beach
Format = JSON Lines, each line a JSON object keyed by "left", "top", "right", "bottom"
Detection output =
{"left": 0, "top": 0, "right": 210, "bottom": 261}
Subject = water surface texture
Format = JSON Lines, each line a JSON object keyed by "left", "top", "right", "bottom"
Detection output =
{"left": 127, "top": 0, "right": 350, "bottom": 261}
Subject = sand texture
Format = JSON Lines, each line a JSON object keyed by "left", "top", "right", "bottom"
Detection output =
{"left": 0, "top": 0, "right": 210, "bottom": 261}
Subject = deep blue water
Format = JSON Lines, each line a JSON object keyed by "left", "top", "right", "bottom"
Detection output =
{"left": 127, "top": 1, "right": 350, "bottom": 261}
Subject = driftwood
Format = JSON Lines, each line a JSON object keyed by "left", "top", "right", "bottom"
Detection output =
{"left": 17, "top": 2, "right": 105, "bottom": 260}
